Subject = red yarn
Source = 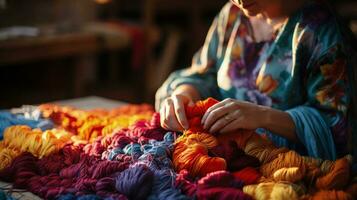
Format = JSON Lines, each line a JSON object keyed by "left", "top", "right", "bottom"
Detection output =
{"left": 185, "top": 98, "right": 219, "bottom": 119}
{"left": 233, "top": 167, "right": 261, "bottom": 185}
{"left": 185, "top": 98, "right": 219, "bottom": 132}
{"left": 175, "top": 170, "right": 198, "bottom": 197}
{"left": 197, "top": 170, "right": 243, "bottom": 190}
{"left": 210, "top": 140, "right": 260, "bottom": 171}
{"left": 109, "top": 131, "right": 135, "bottom": 149}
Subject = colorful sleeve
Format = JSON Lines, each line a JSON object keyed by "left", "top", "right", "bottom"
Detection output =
{"left": 155, "top": 3, "right": 238, "bottom": 110}
{"left": 286, "top": 44, "right": 351, "bottom": 160}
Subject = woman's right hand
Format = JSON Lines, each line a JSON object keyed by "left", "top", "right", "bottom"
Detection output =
{"left": 160, "top": 94, "right": 194, "bottom": 131}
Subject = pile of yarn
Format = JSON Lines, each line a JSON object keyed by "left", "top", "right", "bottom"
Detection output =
{"left": 0, "top": 109, "right": 53, "bottom": 140}
{"left": 0, "top": 99, "right": 356, "bottom": 200}
{"left": 172, "top": 97, "right": 356, "bottom": 200}
{"left": 39, "top": 104, "right": 154, "bottom": 143}
{"left": 0, "top": 107, "right": 189, "bottom": 200}
{"left": 0, "top": 125, "right": 72, "bottom": 171}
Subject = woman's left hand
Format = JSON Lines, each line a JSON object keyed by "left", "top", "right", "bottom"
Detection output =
{"left": 201, "top": 98, "right": 268, "bottom": 134}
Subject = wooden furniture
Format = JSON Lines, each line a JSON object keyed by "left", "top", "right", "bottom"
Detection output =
{"left": 0, "top": 23, "right": 131, "bottom": 97}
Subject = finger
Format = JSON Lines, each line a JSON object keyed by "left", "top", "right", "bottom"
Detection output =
{"left": 172, "top": 96, "right": 189, "bottom": 130}
{"left": 219, "top": 110, "right": 243, "bottom": 133}
{"left": 219, "top": 114, "right": 244, "bottom": 133}
{"left": 159, "top": 105, "right": 167, "bottom": 128}
{"left": 208, "top": 116, "right": 232, "bottom": 133}
{"left": 219, "top": 118, "right": 243, "bottom": 133}
{"left": 165, "top": 100, "right": 184, "bottom": 131}
{"left": 201, "top": 98, "right": 234, "bottom": 123}
{"left": 203, "top": 101, "right": 236, "bottom": 130}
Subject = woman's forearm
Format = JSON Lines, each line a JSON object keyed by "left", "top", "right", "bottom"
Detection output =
{"left": 260, "top": 106, "right": 298, "bottom": 142}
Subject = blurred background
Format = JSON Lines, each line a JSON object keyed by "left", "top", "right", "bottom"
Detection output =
{"left": 0, "top": 0, "right": 356, "bottom": 108}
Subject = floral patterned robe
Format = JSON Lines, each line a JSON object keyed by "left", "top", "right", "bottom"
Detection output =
{"left": 156, "top": 1, "right": 357, "bottom": 160}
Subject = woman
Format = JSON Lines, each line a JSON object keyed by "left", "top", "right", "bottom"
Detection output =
{"left": 156, "top": 0, "right": 357, "bottom": 160}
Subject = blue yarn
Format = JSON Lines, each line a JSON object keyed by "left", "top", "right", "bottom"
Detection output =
{"left": 108, "top": 148, "right": 125, "bottom": 161}
{"left": 0, "top": 111, "right": 54, "bottom": 140}
{"left": 137, "top": 132, "right": 175, "bottom": 170}
{"left": 163, "top": 132, "right": 175, "bottom": 143}
{"left": 77, "top": 195, "right": 102, "bottom": 200}
{"left": 57, "top": 194, "right": 102, "bottom": 200}
{"left": 57, "top": 194, "right": 76, "bottom": 200}
{"left": 115, "top": 165, "right": 154, "bottom": 200}
{"left": 0, "top": 189, "right": 15, "bottom": 200}
{"left": 123, "top": 143, "right": 143, "bottom": 159}
{"left": 147, "top": 170, "right": 190, "bottom": 200}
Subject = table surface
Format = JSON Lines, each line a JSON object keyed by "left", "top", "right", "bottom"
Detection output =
{"left": 0, "top": 96, "right": 128, "bottom": 199}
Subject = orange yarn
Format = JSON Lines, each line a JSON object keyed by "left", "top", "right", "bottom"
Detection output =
{"left": 40, "top": 104, "right": 154, "bottom": 143}
{"left": 260, "top": 151, "right": 306, "bottom": 182}
{"left": 316, "top": 158, "right": 350, "bottom": 190}
{"left": 302, "top": 190, "right": 353, "bottom": 200}
{"left": 244, "top": 134, "right": 289, "bottom": 164}
{"left": 173, "top": 98, "right": 229, "bottom": 177}
{"left": 173, "top": 97, "right": 353, "bottom": 194}
{"left": 345, "top": 183, "right": 357, "bottom": 199}
{"left": 173, "top": 133, "right": 226, "bottom": 177}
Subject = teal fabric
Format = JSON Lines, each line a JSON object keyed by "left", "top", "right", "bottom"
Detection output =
{"left": 156, "top": 1, "right": 356, "bottom": 159}
{"left": 287, "top": 106, "right": 336, "bottom": 160}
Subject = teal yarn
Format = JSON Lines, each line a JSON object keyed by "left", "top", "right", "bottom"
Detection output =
{"left": 0, "top": 111, "right": 53, "bottom": 140}
{"left": 0, "top": 190, "right": 14, "bottom": 200}
{"left": 107, "top": 148, "right": 125, "bottom": 161}
{"left": 123, "top": 143, "right": 143, "bottom": 159}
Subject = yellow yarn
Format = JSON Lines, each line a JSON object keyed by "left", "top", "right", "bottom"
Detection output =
{"left": 273, "top": 167, "right": 304, "bottom": 183}
{"left": 0, "top": 125, "right": 71, "bottom": 160}
{"left": 243, "top": 182, "right": 299, "bottom": 200}
{"left": 0, "top": 147, "right": 20, "bottom": 170}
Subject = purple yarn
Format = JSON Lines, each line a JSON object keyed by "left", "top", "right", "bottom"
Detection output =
{"left": 115, "top": 165, "right": 154, "bottom": 200}
{"left": 148, "top": 170, "right": 190, "bottom": 200}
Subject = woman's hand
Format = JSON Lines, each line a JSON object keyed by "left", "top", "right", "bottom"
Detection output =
{"left": 201, "top": 98, "right": 268, "bottom": 134}
{"left": 160, "top": 94, "right": 194, "bottom": 131}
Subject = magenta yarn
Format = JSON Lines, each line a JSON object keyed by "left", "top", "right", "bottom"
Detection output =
{"left": 196, "top": 187, "right": 253, "bottom": 200}
{"left": 90, "top": 160, "right": 129, "bottom": 179}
